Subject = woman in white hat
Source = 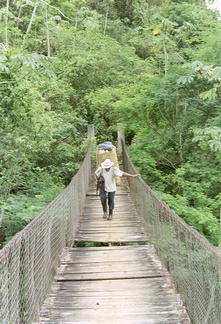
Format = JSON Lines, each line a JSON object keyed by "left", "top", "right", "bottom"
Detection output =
{"left": 94, "top": 159, "right": 140, "bottom": 220}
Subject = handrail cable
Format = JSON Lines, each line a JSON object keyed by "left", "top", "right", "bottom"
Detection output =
{"left": 0, "top": 126, "right": 94, "bottom": 324}
{"left": 119, "top": 131, "right": 221, "bottom": 324}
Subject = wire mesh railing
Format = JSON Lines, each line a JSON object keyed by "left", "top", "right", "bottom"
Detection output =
{"left": 0, "top": 137, "right": 93, "bottom": 324}
{"left": 120, "top": 136, "right": 221, "bottom": 324}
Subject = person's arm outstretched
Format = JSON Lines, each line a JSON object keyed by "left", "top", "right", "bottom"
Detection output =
{"left": 122, "top": 172, "right": 140, "bottom": 178}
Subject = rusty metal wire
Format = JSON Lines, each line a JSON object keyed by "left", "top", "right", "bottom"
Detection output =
{"left": 120, "top": 137, "right": 221, "bottom": 324}
{"left": 0, "top": 141, "right": 92, "bottom": 324}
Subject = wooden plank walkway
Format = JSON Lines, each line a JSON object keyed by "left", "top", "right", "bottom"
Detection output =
{"left": 75, "top": 178, "right": 147, "bottom": 244}
{"left": 35, "top": 178, "right": 190, "bottom": 323}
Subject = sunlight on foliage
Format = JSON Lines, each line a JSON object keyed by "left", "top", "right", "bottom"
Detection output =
{"left": 193, "top": 127, "right": 221, "bottom": 151}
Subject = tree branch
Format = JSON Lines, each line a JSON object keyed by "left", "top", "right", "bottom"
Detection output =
{"left": 46, "top": 3, "right": 76, "bottom": 22}
{"left": 0, "top": 71, "right": 31, "bottom": 84}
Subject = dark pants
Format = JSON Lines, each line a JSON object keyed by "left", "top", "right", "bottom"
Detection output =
{"left": 99, "top": 191, "right": 115, "bottom": 212}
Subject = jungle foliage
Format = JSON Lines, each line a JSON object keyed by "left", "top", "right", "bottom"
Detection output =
{"left": 0, "top": 0, "right": 221, "bottom": 247}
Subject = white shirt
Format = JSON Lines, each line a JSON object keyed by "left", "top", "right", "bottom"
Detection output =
{"left": 95, "top": 166, "right": 123, "bottom": 192}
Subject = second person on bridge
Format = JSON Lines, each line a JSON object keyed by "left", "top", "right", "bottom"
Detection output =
{"left": 94, "top": 159, "right": 140, "bottom": 220}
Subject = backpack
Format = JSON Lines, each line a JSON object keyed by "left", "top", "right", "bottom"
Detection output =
{"left": 96, "top": 176, "right": 105, "bottom": 195}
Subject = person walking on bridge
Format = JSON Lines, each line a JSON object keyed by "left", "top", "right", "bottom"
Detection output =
{"left": 94, "top": 159, "right": 140, "bottom": 220}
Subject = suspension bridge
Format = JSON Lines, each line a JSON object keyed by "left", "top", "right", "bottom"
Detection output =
{"left": 1, "top": 125, "right": 221, "bottom": 324}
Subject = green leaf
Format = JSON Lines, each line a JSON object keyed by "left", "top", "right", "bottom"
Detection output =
{"left": 177, "top": 75, "right": 194, "bottom": 84}
{"left": 199, "top": 87, "right": 217, "bottom": 100}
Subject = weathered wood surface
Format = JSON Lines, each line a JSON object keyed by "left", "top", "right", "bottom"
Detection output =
{"left": 34, "top": 177, "right": 190, "bottom": 323}
{"left": 74, "top": 178, "right": 147, "bottom": 243}
{"left": 56, "top": 245, "right": 162, "bottom": 281}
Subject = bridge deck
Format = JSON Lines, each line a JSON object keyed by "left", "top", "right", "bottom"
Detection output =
{"left": 75, "top": 177, "right": 147, "bottom": 243}
{"left": 35, "top": 178, "right": 190, "bottom": 323}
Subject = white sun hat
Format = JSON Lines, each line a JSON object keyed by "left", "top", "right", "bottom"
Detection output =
{"left": 101, "top": 159, "right": 114, "bottom": 168}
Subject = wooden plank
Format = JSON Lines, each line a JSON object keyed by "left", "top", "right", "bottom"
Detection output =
{"left": 33, "top": 316, "right": 189, "bottom": 324}
{"left": 34, "top": 321, "right": 188, "bottom": 324}
{"left": 39, "top": 306, "right": 189, "bottom": 322}
{"left": 47, "top": 278, "right": 180, "bottom": 296}
{"left": 60, "top": 245, "right": 152, "bottom": 263}
{"left": 74, "top": 235, "right": 146, "bottom": 243}
{"left": 74, "top": 234, "right": 147, "bottom": 242}
{"left": 38, "top": 307, "right": 189, "bottom": 323}
{"left": 57, "top": 246, "right": 163, "bottom": 281}
{"left": 40, "top": 299, "right": 184, "bottom": 311}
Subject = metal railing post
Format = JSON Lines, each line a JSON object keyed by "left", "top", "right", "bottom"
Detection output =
{"left": 88, "top": 124, "right": 95, "bottom": 138}
{"left": 117, "top": 123, "right": 125, "bottom": 160}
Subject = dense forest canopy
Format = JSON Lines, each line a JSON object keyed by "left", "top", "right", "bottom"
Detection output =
{"left": 0, "top": 0, "right": 221, "bottom": 247}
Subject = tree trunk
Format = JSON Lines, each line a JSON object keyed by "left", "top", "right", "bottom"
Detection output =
{"left": 26, "top": 0, "right": 40, "bottom": 35}
{"left": 45, "top": 7, "right": 50, "bottom": 57}
{"left": 5, "top": 0, "right": 10, "bottom": 48}
{"left": 104, "top": 10, "right": 108, "bottom": 35}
